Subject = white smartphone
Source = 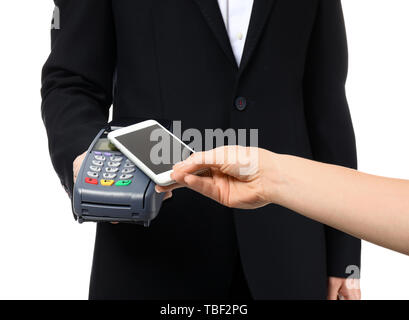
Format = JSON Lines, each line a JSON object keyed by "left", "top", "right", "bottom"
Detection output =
{"left": 108, "top": 120, "right": 195, "bottom": 186}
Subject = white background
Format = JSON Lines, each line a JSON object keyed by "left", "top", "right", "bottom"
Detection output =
{"left": 0, "top": 0, "right": 408, "bottom": 300}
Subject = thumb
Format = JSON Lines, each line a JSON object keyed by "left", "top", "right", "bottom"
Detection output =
{"left": 174, "top": 148, "right": 226, "bottom": 173}
{"left": 174, "top": 146, "right": 256, "bottom": 179}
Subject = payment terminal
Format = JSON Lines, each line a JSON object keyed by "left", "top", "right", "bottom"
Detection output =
{"left": 73, "top": 127, "right": 165, "bottom": 226}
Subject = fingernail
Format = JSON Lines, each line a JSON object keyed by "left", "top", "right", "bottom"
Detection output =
{"left": 155, "top": 186, "right": 161, "bottom": 193}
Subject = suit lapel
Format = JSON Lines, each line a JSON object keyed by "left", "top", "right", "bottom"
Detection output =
{"left": 239, "top": 0, "right": 276, "bottom": 73}
{"left": 193, "top": 0, "right": 238, "bottom": 69}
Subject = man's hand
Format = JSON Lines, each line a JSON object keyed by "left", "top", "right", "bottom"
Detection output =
{"left": 74, "top": 151, "right": 172, "bottom": 197}
{"left": 327, "top": 277, "right": 361, "bottom": 300}
{"left": 73, "top": 151, "right": 87, "bottom": 183}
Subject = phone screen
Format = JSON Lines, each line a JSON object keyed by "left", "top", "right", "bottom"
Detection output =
{"left": 114, "top": 124, "right": 192, "bottom": 175}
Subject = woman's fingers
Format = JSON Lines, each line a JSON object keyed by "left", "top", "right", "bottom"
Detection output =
{"left": 154, "top": 165, "right": 203, "bottom": 194}
{"left": 163, "top": 191, "right": 173, "bottom": 200}
{"left": 174, "top": 146, "right": 256, "bottom": 179}
{"left": 172, "top": 156, "right": 215, "bottom": 176}
{"left": 172, "top": 148, "right": 222, "bottom": 173}
{"left": 156, "top": 169, "right": 221, "bottom": 204}
{"left": 155, "top": 146, "right": 254, "bottom": 203}
{"left": 183, "top": 174, "right": 221, "bottom": 203}
{"left": 155, "top": 183, "right": 183, "bottom": 193}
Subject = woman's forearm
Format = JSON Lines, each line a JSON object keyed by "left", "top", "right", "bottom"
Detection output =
{"left": 270, "top": 154, "right": 409, "bottom": 255}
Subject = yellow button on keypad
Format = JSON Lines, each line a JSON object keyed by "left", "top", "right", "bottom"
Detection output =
{"left": 100, "top": 179, "right": 115, "bottom": 186}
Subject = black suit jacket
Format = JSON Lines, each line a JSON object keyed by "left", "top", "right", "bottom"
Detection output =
{"left": 42, "top": 0, "right": 361, "bottom": 299}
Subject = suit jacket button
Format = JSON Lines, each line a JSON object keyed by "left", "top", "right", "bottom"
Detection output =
{"left": 235, "top": 97, "right": 247, "bottom": 111}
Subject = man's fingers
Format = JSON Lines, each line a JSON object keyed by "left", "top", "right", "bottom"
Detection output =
{"left": 339, "top": 289, "right": 361, "bottom": 300}
{"left": 327, "top": 284, "right": 341, "bottom": 300}
{"left": 327, "top": 290, "right": 339, "bottom": 300}
{"left": 73, "top": 151, "right": 87, "bottom": 183}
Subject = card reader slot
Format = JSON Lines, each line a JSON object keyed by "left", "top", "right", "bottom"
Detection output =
{"left": 81, "top": 201, "right": 131, "bottom": 210}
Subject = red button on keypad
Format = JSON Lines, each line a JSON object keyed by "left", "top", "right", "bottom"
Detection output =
{"left": 85, "top": 177, "right": 98, "bottom": 185}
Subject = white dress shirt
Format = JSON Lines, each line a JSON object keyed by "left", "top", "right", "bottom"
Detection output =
{"left": 217, "top": 0, "right": 254, "bottom": 65}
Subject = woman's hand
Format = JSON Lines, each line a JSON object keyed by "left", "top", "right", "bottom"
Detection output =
{"left": 156, "top": 146, "right": 280, "bottom": 209}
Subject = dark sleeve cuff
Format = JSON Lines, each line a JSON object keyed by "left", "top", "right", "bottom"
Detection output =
{"left": 49, "top": 125, "right": 105, "bottom": 200}
{"left": 326, "top": 226, "right": 362, "bottom": 278}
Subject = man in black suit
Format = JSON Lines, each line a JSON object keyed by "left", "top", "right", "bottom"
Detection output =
{"left": 42, "top": 0, "right": 361, "bottom": 299}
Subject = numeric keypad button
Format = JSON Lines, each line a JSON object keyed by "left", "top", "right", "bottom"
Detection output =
{"left": 103, "top": 173, "right": 117, "bottom": 179}
{"left": 108, "top": 161, "right": 121, "bottom": 167}
{"left": 122, "top": 168, "right": 135, "bottom": 174}
{"left": 87, "top": 171, "right": 99, "bottom": 178}
{"left": 124, "top": 162, "right": 135, "bottom": 168}
{"left": 110, "top": 156, "right": 123, "bottom": 162}
{"left": 119, "top": 174, "right": 133, "bottom": 180}
{"left": 89, "top": 166, "right": 101, "bottom": 172}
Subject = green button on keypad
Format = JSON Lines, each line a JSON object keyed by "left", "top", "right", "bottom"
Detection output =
{"left": 115, "top": 180, "right": 132, "bottom": 186}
